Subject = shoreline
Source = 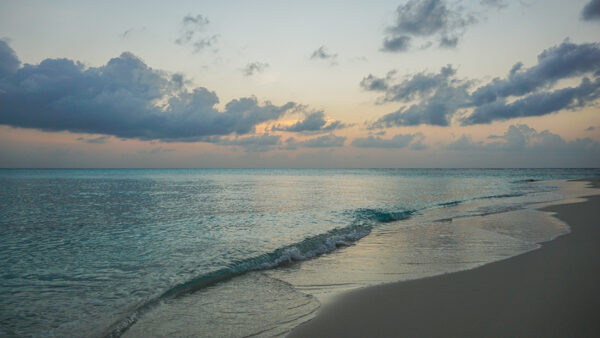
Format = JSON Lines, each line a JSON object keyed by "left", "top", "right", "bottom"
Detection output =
{"left": 289, "top": 178, "right": 600, "bottom": 337}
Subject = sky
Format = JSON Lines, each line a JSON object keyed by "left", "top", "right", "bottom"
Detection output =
{"left": 0, "top": 0, "right": 599, "bottom": 168}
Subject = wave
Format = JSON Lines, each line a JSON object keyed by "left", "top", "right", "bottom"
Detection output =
{"left": 438, "top": 200, "right": 462, "bottom": 207}
{"left": 106, "top": 207, "right": 414, "bottom": 336}
{"left": 352, "top": 208, "right": 415, "bottom": 223}
{"left": 476, "top": 192, "right": 524, "bottom": 200}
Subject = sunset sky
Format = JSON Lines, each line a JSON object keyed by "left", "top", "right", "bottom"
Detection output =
{"left": 1, "top": 0, "right": 599, "bottom": 168}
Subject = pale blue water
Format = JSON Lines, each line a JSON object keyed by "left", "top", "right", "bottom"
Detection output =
{"left": 0, "top": 169, "right": 598, "bottom": 337}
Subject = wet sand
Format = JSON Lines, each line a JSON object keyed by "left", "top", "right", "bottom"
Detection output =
{"left": 289, "top": 178, "right": 600, "bottom": 337}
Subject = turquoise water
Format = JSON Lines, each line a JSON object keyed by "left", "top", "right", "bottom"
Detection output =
{"left": 0, "top": 169, "right": 598, "bottom": 337}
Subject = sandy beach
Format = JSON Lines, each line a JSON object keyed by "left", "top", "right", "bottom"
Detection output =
{"left": 290, "top": 178, "right": 600, "bottom": 337}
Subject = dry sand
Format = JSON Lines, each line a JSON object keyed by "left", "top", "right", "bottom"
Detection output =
{"left": 289, "top": 178, "right": 600, "bottom": 338}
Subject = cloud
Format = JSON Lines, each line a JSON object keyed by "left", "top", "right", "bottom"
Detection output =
{"left": 143, "top": 147, "right": 176, "bottom": 154}
{"left": 359, "top": 71, "right": 395, "bottom": 92}
{"left": 310, "top": 46, "right": 338, "bottom": 65}
{"left": 582, "top": 0, "right": 600, "bottom": 21}
{"left": 370, "top": 86, "right": 468, "bottom": 126}
{"left": 362, "top": 65, "right": 458, "bottom": 102}
{"left": 0, "top": 42, "right": 297, "bottom": 141}
{"left": 365, "top": 41, "right": 600, "bottom": 127}
{"left": 463, "top": 77, "right": 600, "bottom": 124}
{"left": 470, "top": 41, "right": 600, "bottom": 106}
{"left": 77, "top": 135, "right": 110, "bottom": 144}
{"left": 272, "top": 111, "right": 348, "bottom": 134}
{"left": 242, "top": 61, "right": 269, "bottom": 76}
{"left": 120, "top": 27, "right": 146, "bottom": 38}
{"left": 285, "top": 134, "right": 346, "bottom": 149}
{"left": 445, "top": 134, "right": 483, "bottom": 151}
{"left": 480, "top": 0, "right": 508, "bottom": 9}
{"left": 214, "top": 134, "right": 282, "bottom": 152}
{"left": 381, "top": 0, "right": 476, "bottom": 52}
{"left": 382, "top": 36, "right": 412, "bottom": 52}
{"left": 446, "top": 124, "right": 600, "bottom": 154}
{"left": 0, "top": 40, "right": 20, "bottom": 78}
{"left": 351, "top": 132, "right": 425, "bottom": 149}
{"left": 585, "top": 126, "right": 596, "bottom": 131}
{"left": 409, "top": 139, "right": 428, "bottom": 150}
{"left": 367, "top": 65, "right": 471, "bottom": 126}
{"left": 175, "top": 14, "right": 218, "bottom": 52}
{"left": 121, "top": 29, "right": 134, "bottom": 38}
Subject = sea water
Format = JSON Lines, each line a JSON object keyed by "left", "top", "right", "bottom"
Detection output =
{"left": 0, "top": 168, "right": 598, "bottom": 337}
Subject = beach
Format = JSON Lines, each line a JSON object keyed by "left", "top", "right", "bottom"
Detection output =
{"left": 290, "top": 178, "right": 600, "bottom": 337}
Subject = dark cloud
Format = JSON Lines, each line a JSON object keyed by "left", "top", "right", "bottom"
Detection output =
{"left": 310, "top": 46, "right": 338, "bottom": 65}
{"left": 463, "top": 77, "right": 600, "bottom": 124}
{"left": 0, "top": 40, "right": 20, "bottom": 78}
{"left": 351, "top": 132, "right": 425, "bottom": 149}
{"left": 582, "top": 0, "right": 600, "bottom": 21}
{"left": 272, "top": 111, "right": 348, "bottom": 134}
{"left": 470, "top": 41, "right": 600, "bottom": 106}
{"left": 371, "top": 86, "right": 469, "bottom": 126}
{"left": 439, "top": 35, "right": 459, "bottom": 48}
{"left": 175, "top": 14, "right": 218, "bottom": 52}
{"left": 466, "top": 41, "right": 600, "bottom": 124}
{"left": 382, "top": 36, "right": 411, "bottom": 52}
{"left": 242, "top": 62, "right": 269, "bottom": 76}
{"left": 367, "top": 65, "right": 471, "bottom": 126}
{"left": 365, "top": 41, "right": 600, "bottom": 127}
{"left": 585, "top": 126, "right": 596, "bottom": 131}
{"left": 77, "top": 135, "right": 110, "bottom": 144}
{"left": 382, "top": 0, "right": 476, "bottom": 52}
{"left": 285, "top": 134, "right": 346, "bottom": 149}
{"left": 0, "top": 42, "right": 296, "bottom": 141}
{"left": 363, "top": 65, "right": 457, "bottom": 102}
{"left": 359, "top": 71, "right": 395, "bottom": 92}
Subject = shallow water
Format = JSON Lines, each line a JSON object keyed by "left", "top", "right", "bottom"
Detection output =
{"left": 0, "top": 169, "right": 598, "bottom": 337}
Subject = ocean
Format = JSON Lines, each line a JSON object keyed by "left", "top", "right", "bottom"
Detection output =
{"left": 1, "top": 168, "right": 599, "bottom": 337}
